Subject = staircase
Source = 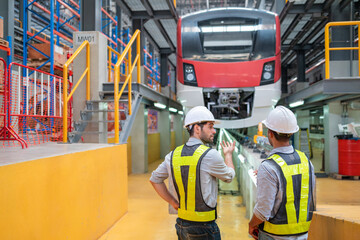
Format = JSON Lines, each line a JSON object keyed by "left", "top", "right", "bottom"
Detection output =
{"left": 68, "top": 90, "right": 142, "bottom": 144}
{"left": 299, "top": 128, "right": 312, "bottom": 159}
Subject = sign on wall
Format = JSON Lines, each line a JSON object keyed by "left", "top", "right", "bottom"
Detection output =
{"left": 74, "top": 32, "right": 97, "bottom": 45}
{"left": 148, "top": 109, "right": 158, "bottom": 134}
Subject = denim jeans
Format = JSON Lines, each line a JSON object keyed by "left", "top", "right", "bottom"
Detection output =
{"left": 258, "top": 230, "right": 309, "bottom": 240}
{"left": 175, "top": 218, "right": 221, "bottom": 240}
{"left": 259, "top": 230, "right": 275, "bottom": 240}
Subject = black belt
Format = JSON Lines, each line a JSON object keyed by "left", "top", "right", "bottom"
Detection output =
{"left": 177, "top": 218, "right": 215, "bottom": 225}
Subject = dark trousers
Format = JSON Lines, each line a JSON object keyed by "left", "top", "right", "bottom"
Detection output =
{"left": 175, "top": 218, "right": 221, "bottom": 240}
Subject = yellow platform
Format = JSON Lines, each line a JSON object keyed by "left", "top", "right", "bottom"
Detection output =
{"left": 308, "top": 178, "right": 360, "bottom": 240}
{"left": 0, "top": 143, "right": 128, "bottom": 240}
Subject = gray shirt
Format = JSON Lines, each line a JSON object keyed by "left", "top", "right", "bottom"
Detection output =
{"left": 254, "top": 145, "right": 316, "bottom": 240}
{"left": 150, "top": 137, "right": 235, "bottom": 208}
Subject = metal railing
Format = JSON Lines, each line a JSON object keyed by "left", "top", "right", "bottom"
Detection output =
{"left": 325, "top": 21, "right": 360, "bottom": 79}
{"left": 113, "top": 29, "right": 141, "bottom": 144}
{"left": 146, "top": 76, "right": 161, "bottom": 92}
{"left": 62, "top": 40, "right": 90, "bottom": 142}
{"left": 107, "top": 46, "right": 127, "bottom": 82}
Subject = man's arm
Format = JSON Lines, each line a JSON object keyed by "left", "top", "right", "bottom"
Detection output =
{"left": 204, "top": 141, "right": 235, "bottom": 183}
{"left": 150, "top": 181, "right": 179, "bottom": 210}
{"left": 220, "top": 140, "right": 235, "bottom": 170}
{"left": 248, "top": 214, "right": 263, "bottom": 239}
{"left": 248, "top": 162, "right": 278, "bottom": 239}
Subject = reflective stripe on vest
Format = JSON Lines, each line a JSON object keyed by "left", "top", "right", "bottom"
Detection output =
{"left": 172, "top": 144, "right": 215, "bottom": 222}
{"left": 263, "top": 150, "right": 311, "bottom": 235}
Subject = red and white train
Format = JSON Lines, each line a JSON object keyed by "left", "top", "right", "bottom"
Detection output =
{"left": 177, "top": 8, "right": 282, "bottom": 128}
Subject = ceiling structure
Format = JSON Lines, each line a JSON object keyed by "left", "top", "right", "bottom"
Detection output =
{"left": 116, "top": 0, "right": 178, "bottom": 66}
{"left": 117, "top": 0, "right": 359, "bottom": 83}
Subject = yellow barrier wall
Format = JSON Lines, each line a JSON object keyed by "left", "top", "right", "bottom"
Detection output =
{"left": 127, "top": 136, "right": 132, "bottom": 174}
{"left": 108, "top": 137, "right": 132, "bottom": 175}
{"left": 308, "top": 205, "right": 360, "bottom": 239}
{"left": 148, "top": 132, "right": 160, "bottom": 164}
{"left": 0, "top": 145, "right": 128, "bottom": 240}
{"left": 171, "top": 131, "right": 176, "bottom": 151}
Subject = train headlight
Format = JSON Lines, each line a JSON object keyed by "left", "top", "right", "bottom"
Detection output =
{"left": 260, "top": 61, "right": 275, "bottom": 85}
{"left": 183, "top": 63, "right": 198, "bottom": 86}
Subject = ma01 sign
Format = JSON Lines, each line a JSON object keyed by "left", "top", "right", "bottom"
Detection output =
{"left": 75, "top": 33, "right": 97, "bottom": 45}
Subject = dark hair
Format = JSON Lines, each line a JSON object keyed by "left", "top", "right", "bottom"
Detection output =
{"left": 187, "top": 122, "right": 207, "bottom": 136}
{"left": 269, "top": 129, "right": 292, "bottom": 142}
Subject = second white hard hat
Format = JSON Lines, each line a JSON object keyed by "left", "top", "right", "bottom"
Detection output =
{"left": 262, "top": 106, "right": 299, "bottom": 134}
{"left": 184, "top": 106, "right": 219, "bottom": 128}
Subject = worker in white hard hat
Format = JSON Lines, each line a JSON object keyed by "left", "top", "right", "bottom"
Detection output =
{"left": 150, "top": 106, "right": 236, "bottom": 239}
{"left": 248, "top": 106, "right": 316, "bottom": 240}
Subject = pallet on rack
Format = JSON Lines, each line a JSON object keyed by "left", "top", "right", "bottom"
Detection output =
{"left": 27, "top": 60, "right": 64, "bottom": 76}
{"left": 330, "top": 173, "right": 360, "bottom": 180}
{"left": 0, "top": 38, "right": 9, "bottom": 48}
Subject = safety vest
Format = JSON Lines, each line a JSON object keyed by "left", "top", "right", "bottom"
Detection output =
{"left": 170, "top": 144, "right": 216, "bottom": 222}
{"left": 260, "top": 150, "right": 314, "bottom": 236}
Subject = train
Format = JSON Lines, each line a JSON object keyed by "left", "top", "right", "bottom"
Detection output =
{"left": 176, "top": 8, "right": 282, "bottom": 128}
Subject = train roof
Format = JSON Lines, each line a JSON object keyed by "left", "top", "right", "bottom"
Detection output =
{"left": 180, "top": 7, "right": 277, "bottom": 20}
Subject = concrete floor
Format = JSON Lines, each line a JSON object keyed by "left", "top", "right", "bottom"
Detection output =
{"left": 99, "top": 160, "right": 251, "bottom": 240}
{"left": 100, "top": 161, "right": 360, "bottom": 240}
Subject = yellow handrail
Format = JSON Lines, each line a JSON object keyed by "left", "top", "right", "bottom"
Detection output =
{"left": 147, "top": 76, "right": 161, "bottom": 92}
{"left": 114, "top": 29, "right": 141, "bottom": 144}
{"left": 107, "top": 46, "right": 129, "bottom": 82}
{"left": 108, "top": 46, "right": 120, "bottom": 82}
{"left": 63, "top": 40, "right": 90, "bottom": 143}
{"left": 325, "top": 21, "right": 360, "bottom": 79}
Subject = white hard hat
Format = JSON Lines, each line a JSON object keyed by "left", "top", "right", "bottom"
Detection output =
{"left": 184, "top": 106, "right": 219, "bottom": 128}
{"left": 262, "top": 106, "right": 299, "bottom": 134}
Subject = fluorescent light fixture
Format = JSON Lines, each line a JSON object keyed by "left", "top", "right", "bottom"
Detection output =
{"left": 248, "top": 169, "right": 257, "bottom": 187}
{"left": 154, "top": 102, "right": 166, "bottom": 109}
{"left": 169, "top": 107, "right": 177, "bottom": 113}
{"left": 238, "top": 154, "right": 245, "bottom": 164}
{"left": 200, "top": 25, "right": 258, "bottom": 33}
{"left": 289, "top": 100, "right": 304, "bottom": 108}
{"left": 178, "top": 111, "right": 184, "bottom": 115}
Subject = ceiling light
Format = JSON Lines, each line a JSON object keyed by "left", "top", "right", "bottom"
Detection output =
{"left": 169, "top": 107, "right": 177, "bottom": 113}
{"left": 154, "top": 102, "right": 166, "bottom": 109}
{"left": 289, "top": 100, "right": 304, "bottom": 108}
{"left": 178, "top": 111, "right": 184, "bottom": 115}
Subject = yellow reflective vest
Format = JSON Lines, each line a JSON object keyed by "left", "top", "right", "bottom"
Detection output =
{"left": 261, "top": 150, "right": 314, "bottom": 236}
{"left": 171, "top": 144, "right": 216, "bottom": 222}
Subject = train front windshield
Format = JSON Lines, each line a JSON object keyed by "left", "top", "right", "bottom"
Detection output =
{"left": 181, "top": 14, "right": 276, "bottom": 62}
{"left": 200, "top": 18, "right": 259, "bottom": 61}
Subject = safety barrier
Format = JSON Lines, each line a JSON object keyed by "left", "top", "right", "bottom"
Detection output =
{"left": 113, "top": 29, "right": 141, "bottom": 144}
{"left": 107, "top": 46, "right": 127, "bottom": 82}
{"left": 146, "top": 76, "right": 161, "bottom": 92}
{"left": 62, "top": 40, "right": 90, "bottom": 143}
{"left": 218, "top": 129, "right": 261, "bottom": 218}
{"left": 325, "top": 21, "right": 360, "bottom": 79}
{"left": 0, "top": 58, "right": 72, "bottom": 148}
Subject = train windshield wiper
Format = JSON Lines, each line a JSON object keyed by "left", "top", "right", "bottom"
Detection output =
{"left": 249, "top": 30, "right": 258, "bottom": 61}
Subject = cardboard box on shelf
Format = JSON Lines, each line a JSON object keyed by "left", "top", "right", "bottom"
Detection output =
{"left": 28, "top": 43, "right": 70, "bottom": 66}
{"left": 0, "top": 16, "right": 3, "bottom": 39}
{"left": 0, "top": 39, "right": 8, "bottom": 48}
